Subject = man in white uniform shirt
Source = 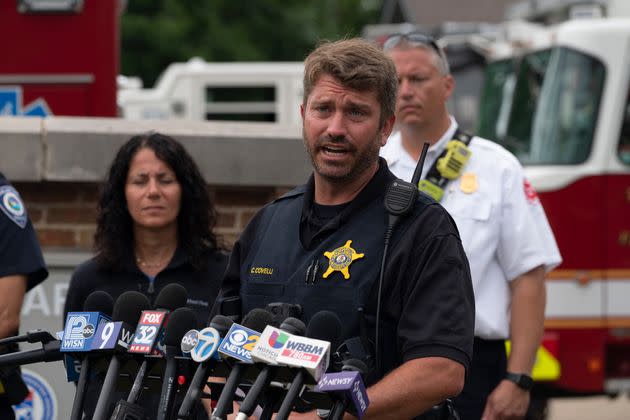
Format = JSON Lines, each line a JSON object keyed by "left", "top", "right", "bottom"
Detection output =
{"left": 380, "top": 33, "right": 562, "bottom": 420}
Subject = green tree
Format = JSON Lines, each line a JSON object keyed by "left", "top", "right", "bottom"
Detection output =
{"left": 121, "top": 0, "right": 382, "bottom": 87}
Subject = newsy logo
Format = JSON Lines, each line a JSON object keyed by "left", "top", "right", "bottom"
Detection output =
{"left": 318, "top": 373, "right": 354, "bottom": 388}
{"left": 316, "top": 371, "right": 369, "bottom": 418}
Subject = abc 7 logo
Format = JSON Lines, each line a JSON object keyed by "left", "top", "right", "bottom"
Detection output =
{"left": 228, "top": 329, "right": 249, "bottom": 346}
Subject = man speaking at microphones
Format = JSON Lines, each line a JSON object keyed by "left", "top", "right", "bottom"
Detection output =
{"left": 0, "top": 173, "right": 48, "bottom": 419}
{"left": 214, "top": 38, "right": 475, "bottom": 419}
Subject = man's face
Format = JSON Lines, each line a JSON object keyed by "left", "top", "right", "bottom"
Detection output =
{"left": 300, "top": 75, "right": 394, "bottom": 183}
{"left": 389, "top": 47, "right": 453, "bottom": 129}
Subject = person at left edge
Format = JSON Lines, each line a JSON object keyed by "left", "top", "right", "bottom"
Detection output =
{"left": 64, "top": 133, "right": 227, "bottom": 419}
{"left": 0, "top": 172, "right": 48, "bottom": 420}
{"left": 215, "top": 38, "right": 475, "bottom": 419}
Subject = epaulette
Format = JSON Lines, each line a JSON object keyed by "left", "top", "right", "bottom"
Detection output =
{"left": 271, "top": 185, "right": 306, "bottom": 203}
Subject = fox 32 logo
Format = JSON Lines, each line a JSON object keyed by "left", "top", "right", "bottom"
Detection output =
{"left": 12, "top": 370, "right": 57, "bottom": 420}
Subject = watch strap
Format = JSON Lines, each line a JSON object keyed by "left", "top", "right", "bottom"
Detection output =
{"left": 505, "top": 371, "right": 534, "bottom": 390}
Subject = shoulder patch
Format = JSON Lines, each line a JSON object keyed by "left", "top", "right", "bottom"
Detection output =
{"left": 0, "top": 185, "right": 28, "bottom": 228}
{"left": 523, "top": 179, "right": 539, "bottom": 204}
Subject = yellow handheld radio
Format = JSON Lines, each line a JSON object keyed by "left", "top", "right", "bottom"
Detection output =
{"left": 417, "top": 138, "right": 472, "bottom": 202}
{"left": 436, "top": 140, "right": 472, "bottom": 179}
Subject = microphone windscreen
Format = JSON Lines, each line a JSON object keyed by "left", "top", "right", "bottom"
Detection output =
{"left": 209, "top": 315, "right": 234, "bottom": 336}
{"left": 220, "top": 295, "right": 242, "bottom": 318}
{"left": 242, "top": 308, "right": 273, "bottom": 332}
{"left": 154, "top": 283, "right": 188, "bottom": 310}
{"left": 164, "top": 307, "right": 198, "bottom": 346}
{"left": 83, "top": 290, "right": 114, "bottom": 316}
{"left": 307, "top": 310, "right": 342, "bottom": 348}
{"left": 112, "top": 291, "right": 151, "bottom": 326}
{"left": 279, "top": 317, "right": 306, "bottom": 336}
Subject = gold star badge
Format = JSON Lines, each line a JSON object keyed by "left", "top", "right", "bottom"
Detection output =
{"left": 323, "top": 240, "right": 364, "bottom": 280}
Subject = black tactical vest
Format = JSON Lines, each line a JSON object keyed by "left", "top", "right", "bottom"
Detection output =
{"left": 240, "top": 185, "right": 388, "bottom": 342}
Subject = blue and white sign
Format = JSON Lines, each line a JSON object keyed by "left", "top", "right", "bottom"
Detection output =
{"left": 12, "top": 369, "right": 57, "bottom": 420}
{"left": 0, "top": 86, "right": 52, "bottom": 117}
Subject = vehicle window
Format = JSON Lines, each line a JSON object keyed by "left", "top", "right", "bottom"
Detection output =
{"left": 618, "top": 90, "right": 630, "bottom": 165}
{"left": 503, "top": 49, "right": 551, "bottom": 156}
{"left": 525, "top": 47, "right": 605, "bottom": 165}
{"left": 477, "top": 59, "right": 514, "bottom": 141}
{"left": 205, "top": 86, "right": 277, "bottom": 122}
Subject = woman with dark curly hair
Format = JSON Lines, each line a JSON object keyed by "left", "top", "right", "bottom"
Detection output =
{"left": 63, "top": 132, "right": 226, "bottom": 418}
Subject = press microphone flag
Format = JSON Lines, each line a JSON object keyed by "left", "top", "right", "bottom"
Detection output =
{"left": 236, "top": 318, "right": 306, "bottom": 420}
{"left": 90, "top": 321, "right": 135, "bottom": 351}
{"left": 211, "top": 308, "right": 272, "bottom": 420}
{"left": 180, "top": 329, "right": 199, "bottom": 355}
{"left": 218, "top": 322, "right": 261, "bottom": 363}
{"left": 177, "top": 315, "right": 234, "bottom": 419}
{"left": 61, "top": 311, "right": 111, "bottom": 352}
{"left": 316, "top": 370, "right": 369, "bottom": 419}
{"left": 128, "top": 310, "right": 168, "bottom": 354}
{"left": 275, "top": 334, "right": 331, "bottom": 382}
{"left": 250, "top": 325, "right": 293, "bottom": 365}
{"left": 190, "top": 327, "right": 222, "bottom": 362}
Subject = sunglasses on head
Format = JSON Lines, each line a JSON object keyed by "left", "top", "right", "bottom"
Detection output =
{"left": 383, "top": 33, "right": 442, "bottom": 55}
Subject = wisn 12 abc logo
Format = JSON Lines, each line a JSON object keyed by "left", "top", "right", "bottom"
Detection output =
{"left": 12, "top": 369, "right": 57, "bottom": 420}
{"left": 61, "top": 312, "right": 108, "bottom": 352}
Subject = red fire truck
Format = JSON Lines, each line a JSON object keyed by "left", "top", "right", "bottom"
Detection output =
{"left": 0, "top": 0, "right": 118, "bottom": 117}
{"left": 477, "top": 16, "right": 630, "bottom": 416}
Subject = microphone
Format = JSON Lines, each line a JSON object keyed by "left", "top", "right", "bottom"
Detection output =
{"left": 236, "top": 317, "right": 306, "bottom": 420}
{"left": 109, "top": 283, "right": 190, "bottom": 420}
{"left": 61, "top": 306, "right": 112, "bottom": 353}
{"left": 152, "top": 282, "right": 188, "bottom": 309}
{"left": 157, "top": 307, "right": 198, "bottom": 420}
{"left": 211, "top": 308, "right": 273, "bottom": 420}
{"left": 177, "top": 315, "right": 234, "bottom": 419}
{"left": 69, "top": 291, "right": 115, "bottom": 420}
{"left": 319, "top": 359, "right": 370, "bottom": 420}
{"left": 84, "top": 290, "right": 115, "bottom": 316}
{"left": 128, "top": 283, "right": 188, "bottom": 355}
{"left": 125, "top": 283, "right": 190, "bottom": 404}
{"left": 0, "top": 292, "right": 116, "bottom": 369}
{"left": 0, "top": 340, "right": 62, "bottom": 367}
{"left": 92, "top": 291, "right": 151, "bottom": 420}
{"left": 275, "top": 311, "right": 342, "bottom": 420}
{"left": 0, "top": 329, "right": 58, "bottom": 346}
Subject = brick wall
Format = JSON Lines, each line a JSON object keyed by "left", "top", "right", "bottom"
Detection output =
{"left": 14, "top": 182, "right": 293, "bottom": 251}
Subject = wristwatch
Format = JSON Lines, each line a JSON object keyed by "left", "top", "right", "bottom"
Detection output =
{"left": 505, "top": 372, "right": 534, "bottom": 390}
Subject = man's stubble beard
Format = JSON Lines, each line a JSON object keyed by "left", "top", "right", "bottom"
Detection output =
{"left": 303, "top": 127, "right": 382, "bottom": 185}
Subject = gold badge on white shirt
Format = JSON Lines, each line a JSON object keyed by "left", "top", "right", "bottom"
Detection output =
{"left": 460, "top": 172, "right": 478, "bottom": 194}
